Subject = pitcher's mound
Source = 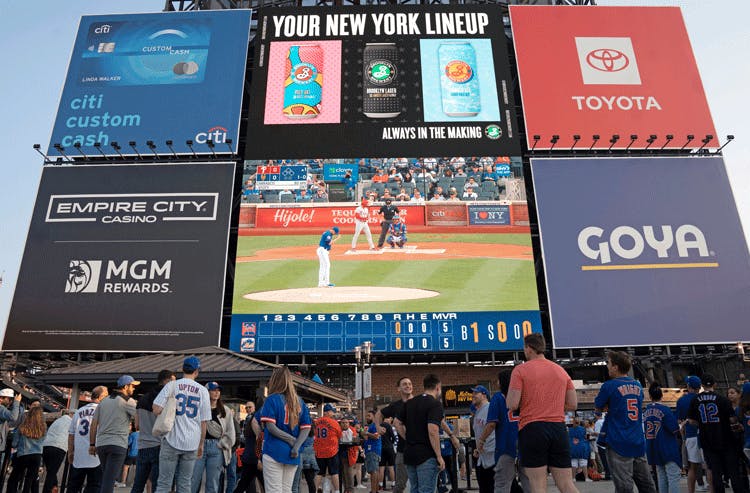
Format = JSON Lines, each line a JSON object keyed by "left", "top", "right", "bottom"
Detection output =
{"left": 243, "top": 286, "right": 440, "bottom": 304}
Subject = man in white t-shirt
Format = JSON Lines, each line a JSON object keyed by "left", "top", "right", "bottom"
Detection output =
{"left": 67, "top": 386, "right": 108, "bottom": 493}
{"left": 153, "top": 356, "right": 211, "bottom": 493}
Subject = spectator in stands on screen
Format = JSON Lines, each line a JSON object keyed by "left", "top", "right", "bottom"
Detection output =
{"left": 409, "top": 190, "right": 425, "bottom": 205}
{"left": 464, "top": 177, "right": 479, "bottom": 191}
{"left": 381, "top": 189, "right": 394, "bottom": 202}
{"left": 446, "top": 189, "right": 460, "bottom": 202}
{"left": 370, "top": 157, "right": 384, "bottom": 170}
{"left": 479, "top": 156, "right": 494, "bottom": 168}
{"left": 297, "top": 189, "right": 312, "bottom": 203}
{"left": 416, "top": 169, "right": 435, "bottom": 183}
{"left": 367, "top": 190, "right": 379, "bottom": 203}
{"left": 279, "top": 189, "right": 293, "bottom": 200}
{"left": 434, "top": 186, "right": 446, "bottom": 199}
{"left": 483, "top": 165, "right": 499, "bottom": 182}
{"left": 372, "top": 169, "right": 388, "bottom": 184}
{"left": 422, "top": 157, "right": 437, "bottom": 171}
{"left": 449, "top": 156, "right": 466, "bottom": 170}
{"left": 462, "top": 188, "right": 478, "bottom": 201}
{"left": 454, "top": 167, "right": 466, "bottom": 177}
{"left": 402, "top": 170, "right": 413, "bottom": 183}
{"left": 442, "top": 168, "right": 454, "bottom": 179}
{"left": 315, "top": 188, "right": 329, "bottom": 202}
{"left": 342, "top": 171, "right": 356, "bottom": 201}
{"left": 388, "top": 168, "right": 403, "bottom": 183}
{"left": 394, "top": 157, "right": 409, "bottom": 172}
{"left": 468, "top": 163, "right": 483, "bottom": 179}
{"left": 395, "top": 188, "right": 410, "bottom": 202}
{"left": 429, "top": 191, "right": 445, "bottom": 202}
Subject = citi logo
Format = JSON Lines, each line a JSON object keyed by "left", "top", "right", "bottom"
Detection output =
{"left": 94, "top": 25, "right": 112, "bottom": 34}
{"left": 66, "top": 259, "right": 172, "bottom": 294}
{"left": 575, "top": 37, "right": 641, "bottom": 85}
{"left": 195, "top": 126, "right": 228, "bottom": 145}
{"left": 577, "top": 225, "right": 717, "bottom": 271}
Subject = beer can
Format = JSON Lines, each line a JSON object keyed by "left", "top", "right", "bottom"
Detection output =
{"left": 283, "top": 44, "right": 323, "bottom": 119}
{"left": 363, "top": 43, "right": 400, "bottom": 119}
{"left": 439, "top": 42, "right": 480, "bottom": 117}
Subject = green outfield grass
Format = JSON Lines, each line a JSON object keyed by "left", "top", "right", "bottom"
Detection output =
{"left": 232, "top": 233, "right": 539, "bottom": 314}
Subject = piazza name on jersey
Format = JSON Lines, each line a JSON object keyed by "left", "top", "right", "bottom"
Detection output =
{"left": 262, "top": 312, "right": 458, "bottom": 322}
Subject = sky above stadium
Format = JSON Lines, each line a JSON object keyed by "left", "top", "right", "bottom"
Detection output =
{"left": 0, "top": 0, "right": 747, "bottom": 343}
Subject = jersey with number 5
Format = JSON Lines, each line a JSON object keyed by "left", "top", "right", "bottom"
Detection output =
{"left": 594, "top": 377, "right": 645, "bottom": 458}
{"left": 154, "top": 378, "right": 211, "bottom": 452}
{"left": 69, "top": 403, "right": 100, "bottom": 469}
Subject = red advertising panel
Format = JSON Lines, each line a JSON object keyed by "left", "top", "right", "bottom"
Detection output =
{"left": 255, "top": 205, "right": 426, "bottom": 228}
{"left": 510, "top": 6, "right": 716, "bottom": 150}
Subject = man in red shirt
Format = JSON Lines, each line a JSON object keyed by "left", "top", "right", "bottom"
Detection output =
{"left": 315, "top": 404, "right": 343, "bottom": 493}
{"left": 506, "top": 334, "right": 579, "bottom": 493}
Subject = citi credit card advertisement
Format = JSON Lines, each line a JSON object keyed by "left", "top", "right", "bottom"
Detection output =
{"left": 49, "top": 10, "right": 251, "bottom": 157}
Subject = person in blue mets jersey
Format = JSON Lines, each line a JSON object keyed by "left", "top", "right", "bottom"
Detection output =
{"left": 643, "top": 382, "right": 681, "bottom": 493}
{"left": 317, "top": 226, "right": 340, "bottom": 287}
{"left": 594, "top": 351, "right": 656, "bottom": 493}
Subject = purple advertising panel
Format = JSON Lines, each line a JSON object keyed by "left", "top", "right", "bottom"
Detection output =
{"left": 531, "top": 156, "right": 750, "bottom": 348}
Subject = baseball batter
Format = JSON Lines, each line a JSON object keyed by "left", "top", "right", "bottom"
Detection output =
{"left": 387, "top": 215, "right": 407, "bottom": 249}
{"left": 317, "top": 226, "right": 340, "bottom": 287}
{"left": 351, "top": 199, "right": 375, "bottom": 250}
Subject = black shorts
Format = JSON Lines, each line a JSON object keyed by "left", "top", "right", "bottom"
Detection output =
{"left": 379, "top": 447, "right": 395, "bottom": 467}
{"left": 124, "top": 456, "right": 137, "bottom": 465}
{"left": 518, "top": 422, "right": 571, "bottom": 469}
{"left": 317, "top": 456, "right": 340, "bottom": 476}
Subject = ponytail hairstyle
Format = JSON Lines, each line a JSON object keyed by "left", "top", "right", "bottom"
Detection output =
{"left": 648, "top": 382, "right": 663, "bottom": 402}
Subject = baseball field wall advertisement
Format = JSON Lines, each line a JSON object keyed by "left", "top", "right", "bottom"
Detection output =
{"left": 3, "top": 163, "right": 235, "bottom": 352}
{"left": 244, "top": 5, "right": 520, "bottom": 159}
{"left": 230, "top": 159, "right": 540, "bottom": 355}
{"left": 510, "top": 6, "right": 716, "bottom": 150}
{"left": 48, "top": 10, "right": 252, "bottom": 157}
{"left": 531, "top": 157, "right": 750, "bottom": 349}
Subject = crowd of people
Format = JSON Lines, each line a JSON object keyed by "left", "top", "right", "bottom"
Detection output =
{"left": 0, "top": 346, "right": 749, "bottom": 493}
{"left": 241, "top": 156, "right": 517, "bottom": 204}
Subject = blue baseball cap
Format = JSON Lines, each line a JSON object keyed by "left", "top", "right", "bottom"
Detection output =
{"left": 183, "top": 356, "right": 201, "bottom": 372}
{"left": 206, "top": 382, "right": 221, "bottom": 391}
{"left": 332, "top": 227, "right": 340, "bottom": 234}
{"left": 117, "top": 375, "right": 140, "bottom": 388}
{"left": 324, "top": 403, "right": 336, "bottom": 413}
{"left": 685, "top": 375, "right": 701, "bottom": 390}
{"left": 471, "top": 385, "right": 490, "bottom": 397}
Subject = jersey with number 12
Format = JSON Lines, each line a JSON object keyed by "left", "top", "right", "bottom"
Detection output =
{"left": 594, "top": 377, "right": 645, "bottom": 458}
{"left": 154, "top": 378, "right": 211, "bottom": 452}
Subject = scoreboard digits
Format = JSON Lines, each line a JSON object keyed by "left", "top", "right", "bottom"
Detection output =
{"left": 231, "top": 311, "right": 541, "bottom": 353}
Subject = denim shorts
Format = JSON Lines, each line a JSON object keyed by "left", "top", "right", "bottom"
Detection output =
{"left": 365, "top": 452, "right": 381, "bottom": 473}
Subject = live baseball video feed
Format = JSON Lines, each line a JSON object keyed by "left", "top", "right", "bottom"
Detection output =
{"left": 244, "top": 5, "right": 520, "bottom": 159}
{"left": 230, "top": 156, "right": 541, "bottom": 355}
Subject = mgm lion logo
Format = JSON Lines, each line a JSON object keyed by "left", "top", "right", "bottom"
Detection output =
{"left": 65, "top": 260, "right": 102, "bottom": 293}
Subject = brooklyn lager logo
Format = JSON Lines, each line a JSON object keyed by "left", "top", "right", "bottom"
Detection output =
{"left": 368, "top": 61, "right": 396, "bottom": 85}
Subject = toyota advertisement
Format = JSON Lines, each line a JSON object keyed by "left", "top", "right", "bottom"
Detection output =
{"left": 531, "top": 157, "right": 750, "bottom": 348}
{"left": 48, "top": 10, "right": 251, "bottom": 157}
{"left": 510, "top": 6, "right": 717, "bottom": 150}
{"left": 3, "top": 163, "right": 235, "bottom": 351}
{"left": 244, "top": 5, "right": 520, "bottom": 159}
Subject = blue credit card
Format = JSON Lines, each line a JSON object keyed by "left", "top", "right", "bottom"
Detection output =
{"left": 79, "top": 18, "right": 211, "bottom": 86}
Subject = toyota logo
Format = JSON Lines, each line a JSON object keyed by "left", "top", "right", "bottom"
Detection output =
{"left": 586, "top": 48, "right": 630, "bottom": 72}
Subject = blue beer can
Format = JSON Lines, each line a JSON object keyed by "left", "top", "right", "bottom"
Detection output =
{"left": 438, "top": 42, "right": 480, "bottom": 117}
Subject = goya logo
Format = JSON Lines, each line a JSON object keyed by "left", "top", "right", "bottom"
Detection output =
{"left": 445, "top": 60, "right": 473, "bottom": 83}
{"left": 577, "top": 225, "right": 716, "bottom": 270}
{"left": 367, "top": 61, "right": 396, "bottom": 85}
{"left": 293, "top": 63, "right": 317, "bottom": 83}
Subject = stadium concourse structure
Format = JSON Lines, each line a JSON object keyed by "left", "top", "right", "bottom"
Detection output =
{"left": 5, "top": 0, "right": 746, "bottom": 415}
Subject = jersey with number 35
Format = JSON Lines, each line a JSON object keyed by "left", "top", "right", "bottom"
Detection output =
{"left": 69, "top": 402, "right": 100, "bottom": 469}
{"left": 594, "top": 377, "right": 645, "bottom": 458}
{"left": 154, "top": 378, "right": 211, "bottom": 452}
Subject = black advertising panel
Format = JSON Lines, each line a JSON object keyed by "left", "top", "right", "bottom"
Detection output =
{"left": 4, "top": 163, "right": 235, "bottom": 352}
{"left": 245, "top": 5, "right": 520, "bottom": 158}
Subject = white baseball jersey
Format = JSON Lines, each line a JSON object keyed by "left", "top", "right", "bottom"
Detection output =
{"left": 69, "top": 403, "right": 100, "bottom": 469}
{"left": 154, "top": 378, "right": 211, "bottom": 452}
{"left": 354, "top": 206, "right": 370, "bottom": 222}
